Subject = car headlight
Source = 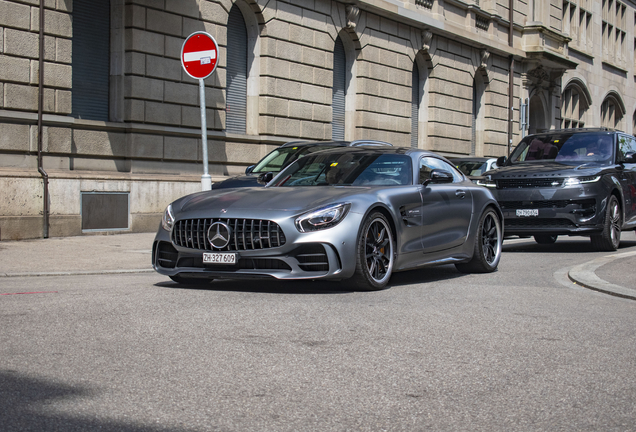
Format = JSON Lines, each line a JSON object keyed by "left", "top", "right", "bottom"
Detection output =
{"left": 563, "top": 176, "right": 601, "bottom": 187}
{"left": 476, "top": 177, "right": 496, "bottom": 188}
{"left": 295, "top": 202, "right": 351, "bottom": 233}
{"left": 162, "top": 204, "right": 175, "bottom": 232}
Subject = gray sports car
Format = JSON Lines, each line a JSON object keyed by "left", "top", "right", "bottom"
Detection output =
{"left": 153, "top": 146, "right": 503, "bottom": 290}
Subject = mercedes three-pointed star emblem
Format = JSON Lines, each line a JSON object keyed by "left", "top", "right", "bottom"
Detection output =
{"left": 207, "top": 222, "right": 231, "bottom": 249}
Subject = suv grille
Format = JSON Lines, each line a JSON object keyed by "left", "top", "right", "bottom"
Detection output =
{"left": 497, "top": 178, "right": 563, "bottom": 188}
{"left": 172, "top": 218, "right": 286, "bottom": 251}
{"left": 500, "top": 199, "right": 596, "bottom": 210}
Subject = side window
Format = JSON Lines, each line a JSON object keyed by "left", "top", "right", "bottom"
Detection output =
{"left": 419, "top": 157, "right": 463, "bottom": 184}
{"left": 617, "top": 135, "right": 636, "bottom": 162}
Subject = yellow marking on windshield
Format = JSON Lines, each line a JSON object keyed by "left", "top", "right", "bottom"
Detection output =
{"left": 292, "top": 147, "right": 298, "bottom": 149}
{"left": 330, "top": 162, "right": 338, "bottom": 167}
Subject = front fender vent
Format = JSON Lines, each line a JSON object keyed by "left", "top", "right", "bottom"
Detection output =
{"left": 172, "top": 218, "right": 286, "bottom": 251}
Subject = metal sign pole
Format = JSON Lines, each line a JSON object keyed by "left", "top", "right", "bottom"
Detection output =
{"left": 199, "top": 78, "right": 211, "bottom": 191}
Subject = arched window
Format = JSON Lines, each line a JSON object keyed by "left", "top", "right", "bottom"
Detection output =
{"left": 601, "top": 94, "right": 625, "bottom": 131}
{"left": 332, "top": 35, "right": 346, "bottom": 140}
{"left": 561, "top": 82, "right": 590, "bottom": 128}
{"left": 226, "top": 4, "right": 248, "bottom": 134}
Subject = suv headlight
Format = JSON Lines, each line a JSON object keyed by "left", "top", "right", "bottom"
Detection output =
{"left": 162, "top": 204, "right": 175, "bottom": 232}
{"left": 295, "top": 202, "right": 351, "bottom": 233}
{"left": 563, "top": 176, "right": 601, "bottom": 187}
{"left": 476, "top": 177, "right": 496, "bottom": 188}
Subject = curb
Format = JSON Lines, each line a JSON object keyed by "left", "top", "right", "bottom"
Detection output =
{"left": 568, "top": 250, "right": 636, "bottom": 300}
{"left": 0, "top": 268, "right": 155, "bottom": 278}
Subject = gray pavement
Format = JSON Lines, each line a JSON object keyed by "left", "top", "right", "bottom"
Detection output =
{"left": 0, "top": 230, "right": 634, "bottom": 300}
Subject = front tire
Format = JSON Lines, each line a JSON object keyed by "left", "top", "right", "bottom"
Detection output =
{"left": 455, "top": 207, "right": 502, "bottom": 273}
{"left": 590, "top": 195, "right": 622, "bottom": 251}
{"left": 349, "top": 212, "right": 395, "bottom": 291}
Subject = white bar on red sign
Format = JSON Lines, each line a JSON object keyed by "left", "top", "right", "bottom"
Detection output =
{"left": 184, "top": 50, "right": 217, "bottom": 63}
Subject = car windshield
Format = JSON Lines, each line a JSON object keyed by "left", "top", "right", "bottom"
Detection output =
{"left": 252, "top": 144, "right": 342, "bottom": 174}
{"left": 509, "top": 132, "right": 614, "bottom": 165}
{"left": 272, "top": 151, "right": 412, "bottom": 187}
{"left": 454, "top": 160, "right": 489, "bottom": 176}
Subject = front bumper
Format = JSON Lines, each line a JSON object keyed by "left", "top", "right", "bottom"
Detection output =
{"left": 152, "top": 212, "right": 364, "bottom": 281}
{"left": 493, "top": 185, "right": 608, "bottom": 236}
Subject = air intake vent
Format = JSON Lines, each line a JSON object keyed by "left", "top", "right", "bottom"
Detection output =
{"left": 497, "top": 178, "right": 563, "bottom": 189}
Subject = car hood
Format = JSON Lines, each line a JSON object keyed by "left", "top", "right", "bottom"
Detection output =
{"left": 211, "top": 174, "right": 261, "bottom": 189}
{"left": 486, "top": 161, "right": 607, "bottom": 178}
{"left": 174, "top": 186, "right": 368, "bottom": 217}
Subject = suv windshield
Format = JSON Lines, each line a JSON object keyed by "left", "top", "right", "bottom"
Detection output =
{"left": 273, "top": 151, "right": 412, "bottom": 187}
{"left": 509, "top": 132, "right": 614, "bottom": 165}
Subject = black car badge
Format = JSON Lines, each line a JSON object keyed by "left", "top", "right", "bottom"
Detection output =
{"left": 208, "top": 222, "right": 231, "bottom": 249}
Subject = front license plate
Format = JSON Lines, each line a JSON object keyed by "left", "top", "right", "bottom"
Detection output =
{"left": 516, "top": 209, "right": 539, "bottom": 217}
{"left": 203, "top": 252, "right": 238, "bottom": 264}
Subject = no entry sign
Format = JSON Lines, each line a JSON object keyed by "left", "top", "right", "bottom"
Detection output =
{"left": 181, "top": 32, "right": 219, "bottom": 80}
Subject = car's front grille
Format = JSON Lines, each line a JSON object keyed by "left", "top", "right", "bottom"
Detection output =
{"left": 504, "top": 218, "right": 575, "bottom": 229}
{"left": 172, "top": 218, "right": 286, "bottom": 251}
{"left": 497, "top": 178, "right": 563, "bottom": 188}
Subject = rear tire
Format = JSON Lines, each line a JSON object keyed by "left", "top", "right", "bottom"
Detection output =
{"left": 590, "top": 195, "right": 622, "bottom": 251}
{"left": 348, "top": 212, "right": 394, "bottom": 291}
{"left": 534, "top": 234, "right": 558, "bottom": 244}
{"left": 455, "top": 208, "right": 502, "bottom": 273}
{"left": 169, "top": 275, "right": 213, "bottom": 286}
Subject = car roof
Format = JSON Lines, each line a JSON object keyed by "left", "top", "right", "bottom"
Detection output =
{"left": 448, "top": 156, "right": 495, "bottom": 162}
{"left": 279, "top": 140, "right": 393, "bottom": 148}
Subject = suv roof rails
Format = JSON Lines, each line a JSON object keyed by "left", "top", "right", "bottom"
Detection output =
{"left": 532, "top": 127, "right": 611, "bottom": 135}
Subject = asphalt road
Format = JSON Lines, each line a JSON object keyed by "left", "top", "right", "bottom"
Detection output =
{"left": 1, "top": 236, "right": 635, "bottom": 431}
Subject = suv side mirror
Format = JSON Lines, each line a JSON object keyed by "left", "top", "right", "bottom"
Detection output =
{"left": 423, "top": 169, "right": 453, "bottom": 186}
{"left": 624, "top": 152, "right": 636, "bottom": 163}
{"left": 496, "top": 156, "right": 507, "bottom": 167}
{"left": 257, "top": 172, "right": 274, "bottom": 185}
{"left": 245, "top": 165, "right": 255, "bottom": 175}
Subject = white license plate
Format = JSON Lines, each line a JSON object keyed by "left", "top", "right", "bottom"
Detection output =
{"left": 203, "top": 252, "right": 238, "bottom": 264}
{"left": 516, "top": 209, "right": 539, "bottom": 217}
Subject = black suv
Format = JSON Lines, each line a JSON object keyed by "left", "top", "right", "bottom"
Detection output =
{"left": 478, "top": 128, "right": 636, "bottom": 250}
{"left": 212, "top": 140, "right": 392, "bottom": 189}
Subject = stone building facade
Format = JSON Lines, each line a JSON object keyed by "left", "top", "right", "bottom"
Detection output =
{"left": 0, "top": 0, "right": 634, "bottom": 240}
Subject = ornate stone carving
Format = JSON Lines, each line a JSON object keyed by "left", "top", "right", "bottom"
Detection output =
{"left": 346, "top": 5, "right": 359, "bottom": 29}
{"left": 479, "top": 49, "right": 490, "bottom": 69}
{"left": 527, "top": 66, "right": 550, "bottom": 84}
{"left": 421, "top": 30, "right": 433, "bottom": 52}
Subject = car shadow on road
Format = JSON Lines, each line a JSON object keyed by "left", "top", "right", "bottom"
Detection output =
{"left": 502, "top": 237, "right": 636, "bottom": 253}
{"left": 155, "top": 278, "right": 354, "bottom": 295}
{"left": 154, "top": 264, "right": 465, "bottom": 293}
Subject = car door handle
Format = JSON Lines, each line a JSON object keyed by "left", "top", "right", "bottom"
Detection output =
{"left": 455, "top": 189, "right": 466, "bottom": 199}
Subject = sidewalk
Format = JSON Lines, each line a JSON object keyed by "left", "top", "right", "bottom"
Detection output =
{"left": 0, "top": 231, "right": 633, "bottom": 300}
{"left": 0, "top": 232, "right": 155, "bottom": 277}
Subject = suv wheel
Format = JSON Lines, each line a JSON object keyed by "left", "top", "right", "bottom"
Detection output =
{"left": 590, "top": 195, "right": 622, "bottom": 251}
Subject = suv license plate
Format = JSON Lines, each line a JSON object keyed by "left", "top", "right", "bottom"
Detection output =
{"left": 516, "top": 209, "right": 539, "bottom": 217}
{"left": 203, "top": 252, "right": 238, "bottom": 264}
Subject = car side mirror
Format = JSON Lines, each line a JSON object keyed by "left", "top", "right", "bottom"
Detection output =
{"left": 624, "top": 152, "right": 636, "bottom": 163}
{"left": 496, "top": 156, "right": 507, "bottom": 167}
{"left": 245, "top": 165, "right": 255, "bottom": 175}
{"left": 257, "top": 172, "right": 274, "bottom": 185}
{"left": 423, "top": 169, "right": 453, "bottom": 186}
